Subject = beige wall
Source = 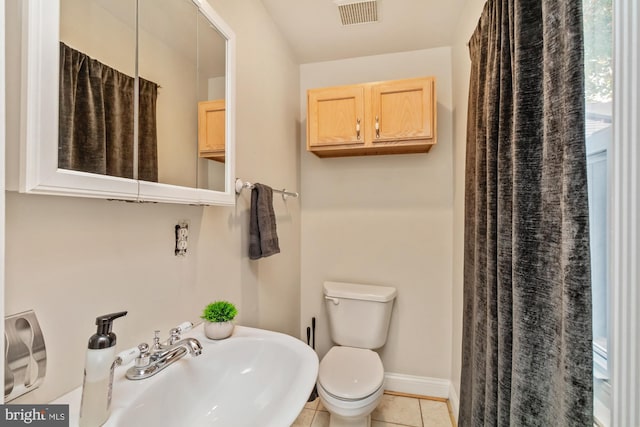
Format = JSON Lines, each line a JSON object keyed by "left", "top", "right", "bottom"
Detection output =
{"left": 450, "top": 0, "right": 488, "bottom": 409}
{"left": 206, "top": 0, "right": 301, "bottom": 334}
{"left": 4, "top": 0, "right": 300, "bottom": 403}
{"left": 299, "top": 47, "right": 455, "bottom": 382}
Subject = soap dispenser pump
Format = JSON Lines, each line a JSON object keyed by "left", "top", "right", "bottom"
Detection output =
{"left": 79, "top": 311, "right": 127, "bottom": 427}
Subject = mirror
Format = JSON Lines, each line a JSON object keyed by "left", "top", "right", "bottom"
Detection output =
{"left": 20, "top": 0, "right": 235, "bottom": 205}
{"left": 196, "top": 10, "right": 227, "bottom": 192}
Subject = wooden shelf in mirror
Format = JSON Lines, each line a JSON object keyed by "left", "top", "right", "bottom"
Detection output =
{"left": 198, "top": 99, "right": 226, "bottom": 163}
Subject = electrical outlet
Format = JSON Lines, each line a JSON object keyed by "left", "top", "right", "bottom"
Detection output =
{"left": 175, "top": 221, "right": 189, "bottom": 256}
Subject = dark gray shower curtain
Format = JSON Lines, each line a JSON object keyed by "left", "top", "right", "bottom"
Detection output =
{"left": 59, "top": 42, "right": 158, "bottom": 182}
{"left": 460, "top": 0, "right": 593, "bottom": 426}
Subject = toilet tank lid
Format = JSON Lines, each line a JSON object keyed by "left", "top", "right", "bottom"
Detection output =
{"left": 323, "top": 281, "right": 397, "bottom": 302}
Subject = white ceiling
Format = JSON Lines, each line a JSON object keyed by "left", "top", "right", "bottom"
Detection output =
{"left": 260, "top": 0, "right": 468, "bottom": 64}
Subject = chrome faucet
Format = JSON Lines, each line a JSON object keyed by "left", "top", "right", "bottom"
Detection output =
{"left": 126, "top": 328, "right": 202, "bottom": 380}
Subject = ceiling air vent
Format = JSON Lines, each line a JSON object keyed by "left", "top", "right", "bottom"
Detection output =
{"left": 334, "top": 0, "right": 379, "bottom": 26}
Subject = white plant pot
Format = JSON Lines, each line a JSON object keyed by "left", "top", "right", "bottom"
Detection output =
{"left": 204, "top": 321, "right": 234, "bottom": 340}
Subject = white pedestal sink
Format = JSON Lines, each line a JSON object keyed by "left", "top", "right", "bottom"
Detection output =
{"left": 53, "top": 325, "right": 319, "bottom": 426}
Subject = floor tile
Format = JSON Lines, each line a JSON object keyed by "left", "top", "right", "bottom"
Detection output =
{"left": 297, "top": 393, "right": 455, "bottom": 427}
{"left": 305, "top": 397, "right": 320, "bottom": 410}
{"left": 292, "top": 408, "right": 315, "bottom": 427}
{"left": 310, "top": 410, "right": 330, "bottom": 427}
{"left": 420, "top": 399, "right": 452, "bottom": 427}
{"left": 372, "top": 421, "right": 411, "bottom": 427}
{"left": 371, "top": 394, "right": 423, "bottom": 427}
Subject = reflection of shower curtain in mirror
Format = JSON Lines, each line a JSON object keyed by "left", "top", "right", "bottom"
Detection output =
{"left": 58, "top": 42, "right": 158, "bottom": 182}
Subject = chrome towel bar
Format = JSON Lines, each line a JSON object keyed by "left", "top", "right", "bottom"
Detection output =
{"left": 235, "top": 178, "right": 299, "bottom": 200}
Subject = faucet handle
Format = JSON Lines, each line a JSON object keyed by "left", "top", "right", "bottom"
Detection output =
{"left": 115, "top": 346, "right": 141, "bottom": 366}
{"left": 168, "top": 328, "right": 181, "bottom": 345}
{"left": 138, "top": 343, "right": 150, "bottom": 355}
{"left": 134, "top": 343, "right": 150, "bottom": 368}
{"left": 152, "top": 330, "right": 161, "bottom": 349}
{"left": 176, "top": 321, "right": 193, "bottom": 333}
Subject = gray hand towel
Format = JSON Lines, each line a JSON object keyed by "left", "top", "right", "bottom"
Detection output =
{"left": 249, "top": 183, "right": 280, "bottom": 259}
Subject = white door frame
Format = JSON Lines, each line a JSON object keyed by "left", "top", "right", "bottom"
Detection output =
{"left": 610, "top": 0, "right": 639, "bottom": 425}
{"left": 1, "top": 0, "right": 6, "bottom": 403}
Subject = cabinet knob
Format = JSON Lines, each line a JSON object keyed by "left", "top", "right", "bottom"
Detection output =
{"left": 375, "top": 116, "right": 380, "bottom": 139}
{"left": 356, "top": 118, "right": 361, "bottom": 140}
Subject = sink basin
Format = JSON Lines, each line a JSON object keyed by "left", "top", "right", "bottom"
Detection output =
{"left": 53, "top": 325, "right": 319, "bottom": 426}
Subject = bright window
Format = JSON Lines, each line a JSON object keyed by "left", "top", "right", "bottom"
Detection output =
{"left": 583, "top": 0, "right": 613, "bottom": 424}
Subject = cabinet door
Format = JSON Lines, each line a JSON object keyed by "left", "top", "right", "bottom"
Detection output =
{"left": 308, "top": 86, "right": 365, "bottom": 147}
{"left": 198, "top": 99, "right": 226, "bottom": 162}
{"left": 371, "top": 78, "right": 435, "bottom": 142}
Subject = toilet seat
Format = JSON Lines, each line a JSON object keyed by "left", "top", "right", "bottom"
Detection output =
{"left": 318, "top": 346, "right": 384, "bottom": 401}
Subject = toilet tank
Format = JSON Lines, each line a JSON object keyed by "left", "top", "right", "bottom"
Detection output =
{"left": 323, "top": 281, "right": 397, "bottom": 349}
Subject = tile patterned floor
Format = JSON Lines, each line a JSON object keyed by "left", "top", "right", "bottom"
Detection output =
{"left": 292, "top": 393, "right": 453, "bottom": 427}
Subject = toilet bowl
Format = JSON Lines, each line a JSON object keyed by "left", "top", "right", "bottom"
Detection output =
{"left": 318, "top": 282, "right": 397, "bottom": 427}
{"left": 317, "top": 346, "right": 385, "bottom": 427}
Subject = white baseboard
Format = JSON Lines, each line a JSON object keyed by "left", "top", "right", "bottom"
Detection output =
{"left": 383, "top": 372, "right": 450, "bottom": 399}
{"left": 448, "top": 383, "right": 459, "bottom": 425}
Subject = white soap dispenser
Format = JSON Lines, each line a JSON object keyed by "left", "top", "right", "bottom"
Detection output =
{"left": 79, "top": 311, "right": 127, "bottom": 427}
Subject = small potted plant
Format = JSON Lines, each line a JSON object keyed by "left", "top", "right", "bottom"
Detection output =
{"left": 201, "top": 300, "right": 237, "bottom": 340}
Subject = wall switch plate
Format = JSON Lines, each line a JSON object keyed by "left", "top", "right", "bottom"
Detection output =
{"left": 175, "top": 221, "right": 189, "bottom": 256}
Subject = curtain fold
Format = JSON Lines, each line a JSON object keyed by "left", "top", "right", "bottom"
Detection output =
{"left": 58, "top": 42, "right": 158, "bottom": 182}
{"left": 460, "top": 0, "right": 593, "bottom": 425}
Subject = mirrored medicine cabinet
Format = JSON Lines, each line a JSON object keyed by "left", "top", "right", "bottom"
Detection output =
{"left": 20, "top": 0, "right": 236, "bottom": 205}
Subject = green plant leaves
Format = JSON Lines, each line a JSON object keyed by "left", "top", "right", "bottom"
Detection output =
{"left": 201, "top": 301, "right": 238, "bottom": 323}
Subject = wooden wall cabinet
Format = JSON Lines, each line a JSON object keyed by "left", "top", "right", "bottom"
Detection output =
{"left": 307, "top": 77, "right": 436, "bottom": 158}
{"left": 198, "top": 99, "right": 226, "bottom": 162}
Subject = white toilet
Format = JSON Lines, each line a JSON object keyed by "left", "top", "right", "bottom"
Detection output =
{"left": 317, "top": 281, "right": 397, "bottom": 427}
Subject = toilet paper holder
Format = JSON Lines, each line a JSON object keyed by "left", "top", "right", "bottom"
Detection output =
{"left": 4, "top": 310, "right": 47, "bottom": 402}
